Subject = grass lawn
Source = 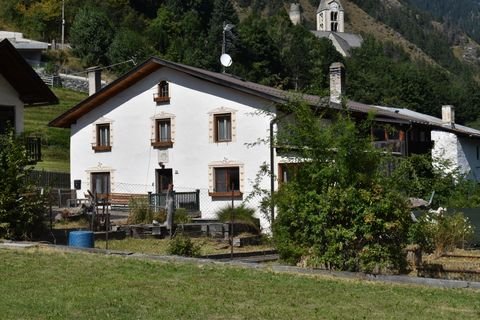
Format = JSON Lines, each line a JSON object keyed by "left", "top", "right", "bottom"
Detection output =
{"left": 24, "top": 87, "right": 86, "bottom": 173}
{"left": 95, "top": 237, "right": 273, "bottom": 256}
{"left": 1, "top": 248, "right": 480, "bottom": 319}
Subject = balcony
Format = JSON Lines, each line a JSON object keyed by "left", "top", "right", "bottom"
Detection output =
{"left": 373, "top": 140, "right": 406, "bottom": 156}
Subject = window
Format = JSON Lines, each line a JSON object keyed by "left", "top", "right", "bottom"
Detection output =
{"left": 214, "top": 113, "right": 232, "bottom": 142}
{"left": 92, "top": 123, "right": 111, "bottom": 152}
{"left": 278, "top": 163, "right": 301, "bottom": 184}
{"left": 154, "top": 80, "right": 170, "bottom": 103}
{"left": 331, "top": 12, "right": 338, "bottom": 21}
{"left": 152, "top": 118, "right": 173, "bottom": 148}
{"left": 210, "top": 167, "right": 241, "bottom": 197}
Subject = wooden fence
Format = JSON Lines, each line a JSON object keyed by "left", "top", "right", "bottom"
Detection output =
{"left": 28, "top": 170, "right": 70, "bottom": 189}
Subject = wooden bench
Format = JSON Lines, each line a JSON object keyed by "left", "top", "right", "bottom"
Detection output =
{"left": 97, "top": 193, "right": 148, "bottom": 208}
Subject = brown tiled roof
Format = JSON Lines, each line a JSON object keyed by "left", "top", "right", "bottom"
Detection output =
{"left": 48, "top": 57, "right": 480, "bottom": 139}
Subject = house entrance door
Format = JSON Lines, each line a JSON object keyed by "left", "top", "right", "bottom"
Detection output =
{"left": 91, "top": 172, "right": 110, "bottom": 200}
{"left": 156, "top": 169, "right": 173, "bottom": 193}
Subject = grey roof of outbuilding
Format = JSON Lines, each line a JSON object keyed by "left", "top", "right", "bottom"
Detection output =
{"left": 377, "top": 106, "right": 480, "bottom": 138}
{"left": 318, "top": 0, "right": 344, "bottom": 12}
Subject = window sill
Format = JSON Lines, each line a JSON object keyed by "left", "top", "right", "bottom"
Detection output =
{"left": 92, "top": 145, "right": 112, "bottom": 152}
{"left": 154, "top": 96, "right": 170, "bottom": 104}
{"left": 214, "top": 139, "right": 232, "bottom": 143}
{"left": 151, "top": 141, "right": 173, "bottom": 149}
{"left": 209, "top": 191, "right": 243, "bottom": 199}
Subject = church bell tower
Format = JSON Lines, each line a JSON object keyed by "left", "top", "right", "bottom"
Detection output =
{"left": 317, "top": 0, "right": 344, "bottom": 32}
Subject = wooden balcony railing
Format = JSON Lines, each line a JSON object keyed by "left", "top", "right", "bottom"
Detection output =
{"left": 153, "top": 93, "right": 170, "bottom": 104}
{"left": 151, "top": 139, "right": 173, "bottom": 149}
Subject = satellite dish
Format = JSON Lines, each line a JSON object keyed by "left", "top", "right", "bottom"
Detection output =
{"left": 220, "top": 53, "right": 233, "bottom": 67}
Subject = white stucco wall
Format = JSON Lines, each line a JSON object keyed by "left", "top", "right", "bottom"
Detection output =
{"left": 70, "top": 68, "right": 280, "bottom": 229}
{"left": 0, "top": 74, "right": 24, "bottom": 133}
{"left": 432, "top": 130, "right": 480, "bottom": 181}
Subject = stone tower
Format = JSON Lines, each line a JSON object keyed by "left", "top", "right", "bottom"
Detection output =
{"left": 317, "top": 0, "right": 345, "bottom": 32}
{"left": 329, "top": 62, "right": 345, "bottom": 103}
{"left": 289, "top": 3, "right": 302, "bottom": 26}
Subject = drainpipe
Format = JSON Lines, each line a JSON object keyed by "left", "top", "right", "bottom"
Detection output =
{"left": 269, "top": 112, "right": 290, "bottom": 226}
{"left": 270, "top": 119, "right": 276, "bottom": 225}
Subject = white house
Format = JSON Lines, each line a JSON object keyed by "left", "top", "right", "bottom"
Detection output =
{"left": 50, "top": 58, "right": 480, "bottom": 229}
{"left": 378, "top": 105, "right": 480, "bottom": 182}
{"left": 50, "top": 58, "right": 297, "bottom": 229}
{"left": 0, "top": 39, "right": 58, "bottom": 135}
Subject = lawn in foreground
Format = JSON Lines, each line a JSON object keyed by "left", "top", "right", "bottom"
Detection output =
{"left": 95, "top": 237, "right": 273, "bottom": 256}
{"left": 1, "top": 248, "right": 479, "bottom": 320}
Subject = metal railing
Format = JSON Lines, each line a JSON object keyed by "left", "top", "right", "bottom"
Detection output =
{"left": 148, "top": 189, "right": 200, "bottom": 213}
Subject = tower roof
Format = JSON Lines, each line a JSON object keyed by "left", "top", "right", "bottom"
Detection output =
{"left": 318, "top": 0, "right": 344, "bottom": 13}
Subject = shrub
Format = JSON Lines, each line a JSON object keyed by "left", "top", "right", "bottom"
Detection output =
{"left": 271, "top": 102, "right": 412, "bottom": 273}
{"left": 215, "top": 204, "right": 259, "bottom": 232}
{"left": 127, "top": 198, "right": 165, "bottom": 224}
{"left": 167, "top": 234, "right": 201, "bottom": 257}
{"left": 0, "top": 130, "right": 46, "bottom": 240}
{"left": 408, "top": 210, "right": 475, "bottom": 254}
{"left": 174, "top": 208, "right": 191, "bottom": 224}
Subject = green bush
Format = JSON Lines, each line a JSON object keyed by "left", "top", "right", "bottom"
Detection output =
{"left": 127, "top": 198, "right": 165, "bottom": 224}
{"left": 166, "top": 234, "right": 201, "bottom": 257}
{"left": 215, "top": 204, "right": 260, "bottom": 233}
{"left": 174, "top": 208, "right": 191, "bottom": 224}
{"left": 272, "top": 102, "right": 412, "bottom": 273}
{"left": 0, "top": 130, "right": 46, "bottom": 239}
{"left": 409, "top": 210, "right": 474, "bottom": 254}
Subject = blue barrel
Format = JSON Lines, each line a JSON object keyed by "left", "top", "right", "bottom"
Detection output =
{"left": 68, "top": 231, "right": 94, "bottom": 248}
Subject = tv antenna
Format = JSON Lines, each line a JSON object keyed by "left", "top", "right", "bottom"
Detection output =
{"left": 221, "top": 22, "right": 235, "bottom": 73}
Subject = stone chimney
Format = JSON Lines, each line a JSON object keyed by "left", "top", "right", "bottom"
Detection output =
{"left": 289, "top": 3, "right": 302, "bottom": 26}
{"left": 442, "top": 105, "right": 455, "bottom": 127}
{"left": 87, "top": 66, "right": 101, "bottom": 96}
{"left": 329, "top": 62, "right": 345, "bottom": 104}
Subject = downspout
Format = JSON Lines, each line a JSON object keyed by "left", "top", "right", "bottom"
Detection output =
{"left": 269, "top": 112, "right": 290, "bottom": 225}
{"left": 270, "top": 118, "right": 276, "bottom": 225}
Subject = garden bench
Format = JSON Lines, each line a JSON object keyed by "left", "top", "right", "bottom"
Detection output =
{"left": 104, "top": 193, "right": 148, "bottom": 208}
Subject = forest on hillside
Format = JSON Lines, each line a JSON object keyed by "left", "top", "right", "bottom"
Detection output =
{"left": 405, "top": 0, "right": 480, "bottom": 44}
{"left": 1, "top": 0, "right": 480, "bottom": 125}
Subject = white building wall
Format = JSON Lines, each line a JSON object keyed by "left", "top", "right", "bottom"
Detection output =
{"left": 0, "top": 73, "right": 25, "bottom": 133}
{"left": 70, "top": 68, "right": 279, "bottom": 229}
{"left": 432, "top": 131, "right": 480, "bottom": 182}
